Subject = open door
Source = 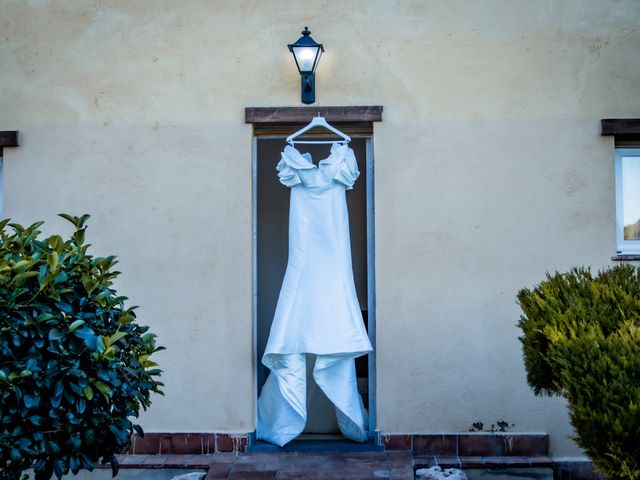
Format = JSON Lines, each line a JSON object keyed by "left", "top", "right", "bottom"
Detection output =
{"left": 253, "top": 130, "right": 376, "bottom": 444}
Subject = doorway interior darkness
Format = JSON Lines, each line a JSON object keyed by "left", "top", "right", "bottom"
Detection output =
{"left": 253, "top": 133, "right": 376, "bottom": 440}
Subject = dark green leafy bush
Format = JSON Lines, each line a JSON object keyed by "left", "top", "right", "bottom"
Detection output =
{"left": 0, "top": 214, "right": 164, "bottom": 480}
{"left": 518, "top": 265, "right": 640, "bottom": 480}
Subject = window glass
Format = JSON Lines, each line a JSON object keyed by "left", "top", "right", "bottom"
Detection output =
{"left": 0, "top": 153, "right": 3, "bottom": 217}
{"left": 622, "top": 156, "right": 640, "bottom": 240}
{"left": 616, "top": 149, "right": 640, "bottom": 254}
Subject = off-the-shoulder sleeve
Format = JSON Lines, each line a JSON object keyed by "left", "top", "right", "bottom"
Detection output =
{"left": 276, "top": 155, "right": 302, "bottom": 187}
{"left": 333, "top": 148, "right": 360, "bottom": 190}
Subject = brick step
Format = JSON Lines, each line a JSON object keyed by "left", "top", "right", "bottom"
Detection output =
{"left": 414, "top": 455, "right": 554, "bottom": 469}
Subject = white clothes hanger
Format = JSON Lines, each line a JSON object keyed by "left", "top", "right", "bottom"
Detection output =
{"left": 286, "top": 115, "right": 351, "bottom": 145}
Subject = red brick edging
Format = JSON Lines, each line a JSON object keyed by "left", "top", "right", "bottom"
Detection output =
{"left": 128, "top": 432, "right": 547, "bottom": 456}
{"left": 381, "top": 432, "right": 548, "bottom": 456}
{"left": 127, "top": 433, "right": 248, "bottom": 455}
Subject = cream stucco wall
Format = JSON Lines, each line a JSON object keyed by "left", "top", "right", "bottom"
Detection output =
{"left": 2, "top": 0, "right": 640, "bottom": 456}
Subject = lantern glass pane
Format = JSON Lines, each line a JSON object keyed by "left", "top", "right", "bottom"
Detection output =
{"left": 292, "top": 46, "right": 320, "bottom": 73}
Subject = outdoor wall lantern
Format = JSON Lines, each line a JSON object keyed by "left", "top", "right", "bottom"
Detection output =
{"left": 288, "top": 26, "right": 324, "bottom": 104}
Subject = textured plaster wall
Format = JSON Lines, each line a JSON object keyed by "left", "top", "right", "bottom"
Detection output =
{"left": 1, "top": 0, "right": 640, "bottom": 456}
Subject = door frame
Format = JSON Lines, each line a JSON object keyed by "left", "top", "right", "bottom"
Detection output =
{"left": 251, "top": 133, "right": 377, "bottom": 439}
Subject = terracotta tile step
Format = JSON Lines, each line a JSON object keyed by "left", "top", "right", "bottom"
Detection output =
{"left": 414, "top": 455, "right": 554, "bottom": 469}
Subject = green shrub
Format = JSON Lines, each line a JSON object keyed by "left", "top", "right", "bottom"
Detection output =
{"left": 0, "top": 214, "right": 164, "bottom": 480}
{"left": 517, "top": 265, "right": 640, "bottom": 480}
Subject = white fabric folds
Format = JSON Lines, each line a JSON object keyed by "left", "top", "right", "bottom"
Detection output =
{"left": 257, "top": 143, "right": 373, "bottom": 447}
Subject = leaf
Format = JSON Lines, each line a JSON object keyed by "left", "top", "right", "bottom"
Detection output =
{"left": 77, "top": 214, "right": 91, "bottom": 228}
{"left": 10, "top": 447, "right": 21, "bottom": 461}
{"left": 70, "top": 455, "right": 81, "bottom": 475}
{"left": 13, "top": 259, "right": 35, "bottom": 270}
{"left": 54, "top": 379, "right": 64, "bottom": 397}
{"left": 133, "top": 424, "right": 144, "bottom": 438}
{"left": 35, "top": 313, "right": 56, "bottom": 324}
{"left": 68, "top": 319, "right": 85, "bottom": 332}
{"left": 10, "top": 271, "right": 38, "bottom": 285}
{"left": 96, "top": 335, "right": 106, "bottom": 353}
{"left": 109, "top": 331, "right": 127, "bottom": 344}
{"left": 142, "top": 333, "right": 157, "bottom": 343}
{"left": 118, "top": 313, "right": 135, "bottom": 324}
{"left": 28, "top": 415, "right": 44, "bottom": 426}
{"left": 103, "top": 346, "right": 117, "bottom": 360}
{"left": 79, "top": 453, "right": 94, "bottom": 470}
{"left": 74, "top": 326, "right": 97, "bottom": 350}
{"left": 34, "top": 459, "right": 53, "bottom": 480}
{"left": 48, "top": 328, "right": 64, "bottom": 341}
{"left": 58, "top": 213, "right": 78, "bottom": 227}
{"left": 67, "top": 381, "right": 85, "bottom": 397}
{"left": 53, "top": 459, "right": 63, "bottom": 480}
{"left": 74, "top": 227, "right": 86, "bottom": 245}
{"left": 110, "top": 454, "right": 119, "bottom": 477}
{"left": 82, "top": 385, "right": 94, "bottom": 400}
{"left": 53, "top": 271, "right": 68, "bottom": 284}
{"left": 93, "top": 380, "right": 112, "bottom": 400}
{"left": 54, "top": 300, "right": 73, "bottom": 313}
{"left": 46, "top": 234, "right": 64, "bottom": 251}
{"left": 8, "top": 222, "right": 25, "bottom": 233}
{"left": 37, "top": 264, "right": 50, "bottom": 286}
{"left": 47, "top": 251, "right": 59, "bottom": 271}
{"left": 81, "top": 274, "right": 96, "bottom": 294}
{"left": 23, "top": 393, "right": 40, "bottom": 409}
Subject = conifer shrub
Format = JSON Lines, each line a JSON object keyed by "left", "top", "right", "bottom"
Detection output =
{"left": 0, "top": 214, "right": 164, "bottom": 480}
{"left": 518, "top": 265, "right": 640, "bottom": 480}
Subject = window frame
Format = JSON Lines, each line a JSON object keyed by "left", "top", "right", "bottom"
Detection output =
{"left": 615, "top": 147, "right": 640, "bottom": 255}
{"left": 0, "top": 131, "right": 19, "bottom": 219}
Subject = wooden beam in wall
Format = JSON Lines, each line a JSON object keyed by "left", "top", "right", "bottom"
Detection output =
{"left": 0, "top": 131, "right": 19, "bottom": 147}
{"left": 601, "top": 119, "right": 640, "bottom": 136}
{"left": 245, "top": 106, "right": 383, "bottom": 124}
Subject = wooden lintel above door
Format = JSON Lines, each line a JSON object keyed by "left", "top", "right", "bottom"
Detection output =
{"left": 245, "top": 106, "right": 383, "bottom": 124}
{"left": 246, "top": 107, "right": 382, "bottom": 137}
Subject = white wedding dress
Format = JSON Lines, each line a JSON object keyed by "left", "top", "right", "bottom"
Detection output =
{"left": 257, "top": 142, "right": 373, "bottom": 447}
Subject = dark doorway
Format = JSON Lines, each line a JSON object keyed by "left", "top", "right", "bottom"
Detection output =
{"left": 255, "top": 136, "right": 373, "bottom": 437}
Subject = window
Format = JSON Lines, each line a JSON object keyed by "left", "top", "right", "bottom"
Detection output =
{"left": 615, "top": 148, "right": 640, "bottom": 255}
{"left": 0, "top": 151, "right": 3, "bottom": 217}
{"left": 0, "top": 131, "right": 19, "bottom": 218}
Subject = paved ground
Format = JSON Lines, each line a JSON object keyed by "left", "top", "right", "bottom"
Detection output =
{"left": 116, "top": 452, "right": 415, "bottom": 479}
{"left": 205, "top": 451, "right": 414, "bottom": 479}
